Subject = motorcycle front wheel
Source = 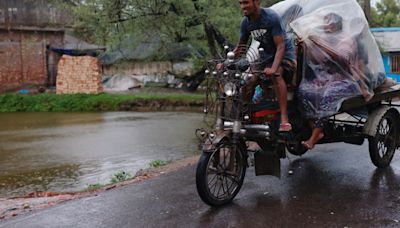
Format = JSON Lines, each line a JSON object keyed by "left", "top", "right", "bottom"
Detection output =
{"left": 196, "top": 141, "right": 246, "bottom": 206}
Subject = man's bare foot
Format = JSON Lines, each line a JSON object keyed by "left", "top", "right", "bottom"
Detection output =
{"left": 301, "top": 132, "right": 324, "bottom": 150}
{"left": 301, "top": 140, "right": 314, "bottom": 150}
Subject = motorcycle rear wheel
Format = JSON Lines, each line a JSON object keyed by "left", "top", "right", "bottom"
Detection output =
{"left": 196, "top": 141, "right": 246, "bottom": 206}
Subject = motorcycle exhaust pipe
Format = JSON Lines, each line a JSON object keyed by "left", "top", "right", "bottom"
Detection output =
{"left": 244, "top": 124, "right": 270, "bottom": 131}
{"left": 224, "top": 122, "right": 271, "bottom": 132}
{"left": 244, "top": 130, "right": 271, "bottom": 139}
{"left": 222, "top": 122, "right": 270, "bottom": 138}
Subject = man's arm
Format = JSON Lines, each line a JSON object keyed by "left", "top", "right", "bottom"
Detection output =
{"left": 216, "top": 38, "right": 247, "bottom": 71}
{"left": 264, "top": 35, "right": 285, "bottom": 75}
{"left": 236, "top": 17, "right": 249, "bottom": 58}
{"left": 233, "top": 39, "right": 248, "bottom": 58}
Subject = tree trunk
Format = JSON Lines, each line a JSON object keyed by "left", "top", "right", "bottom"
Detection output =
{"left": 203, "top": 21, "right": 219, "bottom": 58}
{"left": 363, "top": 0, "right": 371, "bottom": 22}
{"left": 185, "top": 20, "right": 232, "bottom": 91}
{"left": 185, "top": 66, "right": 207, "bottom": 92}
{"left": 185, "top": 0, "right": 232, "bottom": 91}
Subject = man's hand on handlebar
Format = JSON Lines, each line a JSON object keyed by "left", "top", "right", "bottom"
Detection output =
{"left": 263, "top": 67, "right": 280, "bottom": 77}
{"left": 216, "top": 63, "right": 223, "bottom": 71}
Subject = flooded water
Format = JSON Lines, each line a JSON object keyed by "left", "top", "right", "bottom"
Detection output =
{"left": 0, "top": 112, "right": 204, "bottom": 197}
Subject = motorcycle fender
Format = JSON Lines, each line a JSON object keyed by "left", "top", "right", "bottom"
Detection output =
{"left": 363, "top": 106, "right": 393, "bottom": 137}
{"left": 202, "top": 131, "right": 230, "bottom": 152}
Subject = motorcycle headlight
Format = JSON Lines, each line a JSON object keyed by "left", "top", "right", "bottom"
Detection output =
{"left": 224, "top": 82, "right": 237, "bottom": 97}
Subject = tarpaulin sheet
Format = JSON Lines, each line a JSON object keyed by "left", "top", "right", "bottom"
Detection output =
{"left": 271, "top": 0, "right": 386, "bottom": 119}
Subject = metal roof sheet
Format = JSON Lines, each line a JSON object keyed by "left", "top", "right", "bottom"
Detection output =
{"left": 372, "top": 28, "right": 400, "bottom": 52}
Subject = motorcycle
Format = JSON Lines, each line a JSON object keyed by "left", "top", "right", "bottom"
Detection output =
{"left": 195, "top": 44, "right": 400, "bottom": 207}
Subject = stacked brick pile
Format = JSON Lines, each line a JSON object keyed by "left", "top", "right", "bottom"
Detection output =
{"left": 56, "top": 55, "right": 103, "bottom": 94}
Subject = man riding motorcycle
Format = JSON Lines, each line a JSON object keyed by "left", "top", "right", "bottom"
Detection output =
{"left": 235, "top": 0, "right": 297, "bottom": 132}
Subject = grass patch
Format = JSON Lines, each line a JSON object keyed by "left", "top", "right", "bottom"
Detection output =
{"left": 110, "top": 171, "right": 132, "bottom": 184}
{"left": 149, "top": 160, "right": 171, "bottom": 168}
{"left": 86, "top": 183, "right": 104, "bottom": 191}
{"left": 0, "top": 91, "right": 205, "bottom": 112}
{"left": 84, "top": 160, "right": 175, "bottom": 191}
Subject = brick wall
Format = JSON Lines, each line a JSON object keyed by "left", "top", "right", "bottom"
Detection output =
{"left": 0, "top": 0, "right": 72, "bottom": 28}
{"left": 21, "top": 41, "right": 46, "bottom": 84}
{"left": 0, "top": 41, "right": 46, "bottom": 92}
{"left": 0, "top": 42, "right": 22, "bottom": 92}
{"left": 0, "top": 30, "right": 64, "bottom": 44}
{"left": 56, "top": 55, "right": 103, "bottom": 94}
{"left": 0, "top": 30, "right": 63, "bottom": 92}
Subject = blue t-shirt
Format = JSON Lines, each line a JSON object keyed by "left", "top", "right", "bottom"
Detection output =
{"left": 240, "top": 8, "right": 295, "bottom": 62}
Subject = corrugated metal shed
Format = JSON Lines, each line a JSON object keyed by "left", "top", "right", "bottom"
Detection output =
{"left": 371, "top": 27, "right": 400, "bottom": 52}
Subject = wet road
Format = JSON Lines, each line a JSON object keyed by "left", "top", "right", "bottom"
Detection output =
{"left": 0, "top": 112, "right": 203, "bottom": 197}
{"left": 2, "top": 142, "right": 400, "bottom": 227}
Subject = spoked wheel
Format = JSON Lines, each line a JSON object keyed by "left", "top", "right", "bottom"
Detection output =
{"left": 369, "top": 111, "right": 399, "bottom": 168}
{"left": 196, "top": 141, "right": 246, "bottom": 206}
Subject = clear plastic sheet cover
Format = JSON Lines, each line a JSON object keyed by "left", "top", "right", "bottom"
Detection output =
{"left": 270, "top": 0, "right": 386, "bottom": 118}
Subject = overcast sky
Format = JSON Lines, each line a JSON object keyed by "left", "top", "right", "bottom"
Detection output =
{"left": 371, "top": 0, "right": 379, "bottom": 7}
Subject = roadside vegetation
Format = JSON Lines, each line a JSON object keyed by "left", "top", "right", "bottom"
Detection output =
{"left": 86, "top": 160, "right": 171, "bottom": 191}
{"left": 85, "top": 171, "right": 133, "bottom": 191}
{"left": 110, "top": 171, "right": 132, "bottom": 184}
{"left": 87, "top": 184, "right": 103, "bottom": 191}
{"left": 149, "top": 160, "right": 172, "bottom": 168}
{"left": 0, "top": 91, "right": 205, "bottom": 112}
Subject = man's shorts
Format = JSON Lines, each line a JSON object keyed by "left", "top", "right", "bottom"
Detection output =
{"left": 256, "top": 58, "right": 297, "bottom": 86}
{"left": 281, "top": 58, "right": 297, "bottom": 86}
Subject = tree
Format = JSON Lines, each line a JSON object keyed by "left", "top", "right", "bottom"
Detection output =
{"left": 51, "top": 0, "right": 283, "bottom": 90}
{"left": 371, "top": 0, "right": 400, "bottom": 27}
{"left": 55, "top": 0, "right": 282, "bottom": 53}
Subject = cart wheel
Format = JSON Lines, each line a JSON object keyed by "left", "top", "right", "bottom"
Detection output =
{"left": 196, "top": 141, "right": 246, "bottom": 206}
{"left": 368, "top": 111, "right": 399, "bottom": 168}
